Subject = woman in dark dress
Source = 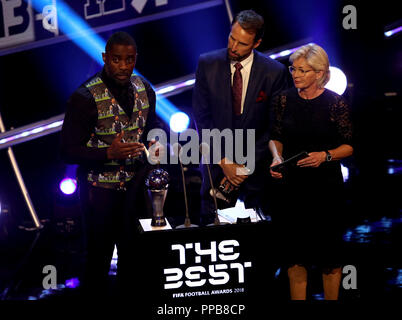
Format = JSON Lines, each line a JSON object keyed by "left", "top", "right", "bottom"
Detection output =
{"left": 268, "top": 44, "right": 353, "bottom": 300}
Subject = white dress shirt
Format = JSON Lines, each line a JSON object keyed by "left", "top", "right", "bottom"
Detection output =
{"left": 230, "top": 51, "right": 254, "bottom": 114}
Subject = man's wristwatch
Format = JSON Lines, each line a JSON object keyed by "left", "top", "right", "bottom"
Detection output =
{"left": 324, "top": 150, "right": 332, "bottom": 162}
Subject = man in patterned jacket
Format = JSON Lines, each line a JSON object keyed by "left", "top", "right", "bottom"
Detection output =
{"left": 61, "top": 31, "right": 161, "bottom": 298}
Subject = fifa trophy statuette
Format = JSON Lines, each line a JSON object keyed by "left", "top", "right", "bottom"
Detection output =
{"left": 145, "top": 168, "right": 169, "bottom": 227}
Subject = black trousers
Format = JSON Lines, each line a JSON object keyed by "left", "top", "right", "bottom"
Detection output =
{"left": 79, "top": 167, "right": 149, "bottom": 298}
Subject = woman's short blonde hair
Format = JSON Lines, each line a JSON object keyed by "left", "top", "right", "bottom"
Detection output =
{"left": 289, "top": 43, "right": 330, "bottom": 88}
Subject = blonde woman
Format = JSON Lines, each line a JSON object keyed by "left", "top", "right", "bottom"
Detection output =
{"left": 268, "top": 44, "right": 353, "bottom": 300}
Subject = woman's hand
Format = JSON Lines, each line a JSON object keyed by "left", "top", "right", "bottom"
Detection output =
{"left": 297, "top": 151, "right": 326, "bottom": 168}
{"left": 270, "top": 157, "right": 283, "bottom": 179}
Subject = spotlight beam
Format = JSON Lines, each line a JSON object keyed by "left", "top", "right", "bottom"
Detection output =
{"left": 0, "top": 113, "right": 42, "bottom": 229}
{"left": 384, "top": 26, "right": 402, "bottom": 37}
{"left": 1, "top": 0, "right": 224, "bottom": 57}
{"left": 384, "top": 19, "right": 402, "bottom": 38}
{"left": 0, "top": 114, "right": 64, "bottom": 150}
{"left": 265, "top": 38, "right": 313, "bottom": 59}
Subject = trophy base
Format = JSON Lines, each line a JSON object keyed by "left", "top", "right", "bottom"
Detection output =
{"left": 151, "top": 217, "right": 167, "bottom": 227}
{"left": 236, "top": 216, "right": 251, "bottom": 224}
{"left": 207, "top": 221, "right": 229, "bottom": 227}
{"left": 176, "top": 223, "right": 199, "bottom": 229}
{"left": 139, "top": 218, "right": 172, "bottom": 232}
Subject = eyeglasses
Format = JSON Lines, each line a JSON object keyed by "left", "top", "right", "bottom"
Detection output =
{"left": 288, "top": 66, "right": 316, "bottom": 76}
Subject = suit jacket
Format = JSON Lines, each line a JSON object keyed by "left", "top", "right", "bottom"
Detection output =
{"left": 193, "top": 48, "right": 289, "bottom": 193}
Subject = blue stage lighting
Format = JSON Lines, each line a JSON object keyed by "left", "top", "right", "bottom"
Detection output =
{"left": 59, "top": 178, "right": 77, "bottom": 195}
{"left": 385, "top": 26, "right": 402, "bottom": 37}
{"left": 341, "top": 164, "right": 349, "bottom": 182}
{"left": 325, "top": 66, "right": 347, "bottom": 95}
{"left": 268, "top": 43, "right": 314, "bottom": 60}
{"left": 31, "top": 0, "right": 105, "bottom": 65}
{"left": 170, "top": 112, "right": 190, "bottom": 133}
{"left": 65, "top": 278, "right": 80, "bottom": 289}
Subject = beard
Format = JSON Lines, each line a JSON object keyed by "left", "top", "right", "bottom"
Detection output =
{"left": 227, "top": 48, "right": 250, "bottom": 62}
{"left": 112, "top": 73, "right": 131, "bottom": 86}
{"left": 104, "top": 65, "right": 131, "bottom": 86}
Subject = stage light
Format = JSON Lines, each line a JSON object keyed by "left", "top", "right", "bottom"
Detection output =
{"left": 157, "top": 85, "right": 176, "bottom": 95}
{"left": 274, "top": 268, "right": 281, "bottom": 279}
{"left": 31, "top": 127, "right": 44, "bottom": 134}
{"left": 0, "top": 119, "right": 64, "bottom": 149}
{"left": 184, "top": 79, "right": 195, "bottom": 86}
{"left": 341, "top": 164, "right": 350, "bottom": 182}
{"left": 387, "top": 159, "right": 402, "bottom": 175}
{"left": 355, "top": 224, "right": 371, "bottom": 234}
{"left": 268, "top": 42, "right": 314, "bottom": 60}
{"left": 109, "top": 245, "right": 118, "bottom": 276}
{"left": 59, "top": 178, "right": 77, "bottom": 195}
{"left": 278, "top": 49, "right": 291, "bottom": 57}
{"left": 156, "top": 78, "right": 196, "bottom": 97}
{"left": 325, "top": 66, "right": 347, "bottom": 95}
{"left": 170, "top": 112, "right": 190, "bottom": 133}
{"left": 384, "top": 26, "right": 402, "bottom": 37}
{"left": 65, "top": 278, "right": 80, "bottom": 289}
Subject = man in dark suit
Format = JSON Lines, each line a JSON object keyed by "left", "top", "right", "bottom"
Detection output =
{"left": 193, "top": 10, "right": 289, "bottom": 225}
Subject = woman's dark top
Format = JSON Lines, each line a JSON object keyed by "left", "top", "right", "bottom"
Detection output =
{"left": 270, "top": 88, "right": 353, "bottom": 267}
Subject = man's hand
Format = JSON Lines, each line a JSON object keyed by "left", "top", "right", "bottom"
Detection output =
{"left": 107, "top": 133, "right": 145, "bottom": 160}
{"left": 219, "top": 158, "right": 248, "bottom": 187}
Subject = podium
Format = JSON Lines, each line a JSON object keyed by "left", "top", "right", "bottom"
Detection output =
{"left": 132, "top": 220, "right": 278, "bottom": 318}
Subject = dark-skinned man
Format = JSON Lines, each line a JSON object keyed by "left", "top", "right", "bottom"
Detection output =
{"left": 61, "top": 31, "right": 161, "bottom": 298}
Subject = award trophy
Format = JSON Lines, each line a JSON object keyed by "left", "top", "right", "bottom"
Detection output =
{"left": 145, "top": 168, "right": 169, "bottom": 227}
{"left": 210, "top": 177, "right": 240, "bottom": 209}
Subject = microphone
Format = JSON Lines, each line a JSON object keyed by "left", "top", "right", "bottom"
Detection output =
{"left": 143, "top": 145, "right": 150, "bottom": 159}
{"left": 199, "top": 143, "right": 226, "bottom": 226}
{"left": 174, "top": 144, "right": 198, "bottom": 229}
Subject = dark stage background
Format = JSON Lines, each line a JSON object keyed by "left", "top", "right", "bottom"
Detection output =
{"left": 0, "top": 0, "right": 401, "bottom": 302}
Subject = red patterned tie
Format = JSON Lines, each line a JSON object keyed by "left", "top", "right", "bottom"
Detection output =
{"left": 232, "top": 62, "right": 243, "bottom": 116}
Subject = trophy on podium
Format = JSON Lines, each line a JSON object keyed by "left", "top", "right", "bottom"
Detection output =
{"left": 145, "top": 168, "right": 169, "bottom": 227}
{"left": 210, "top": 177, "right": 240, "bottom": 209}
